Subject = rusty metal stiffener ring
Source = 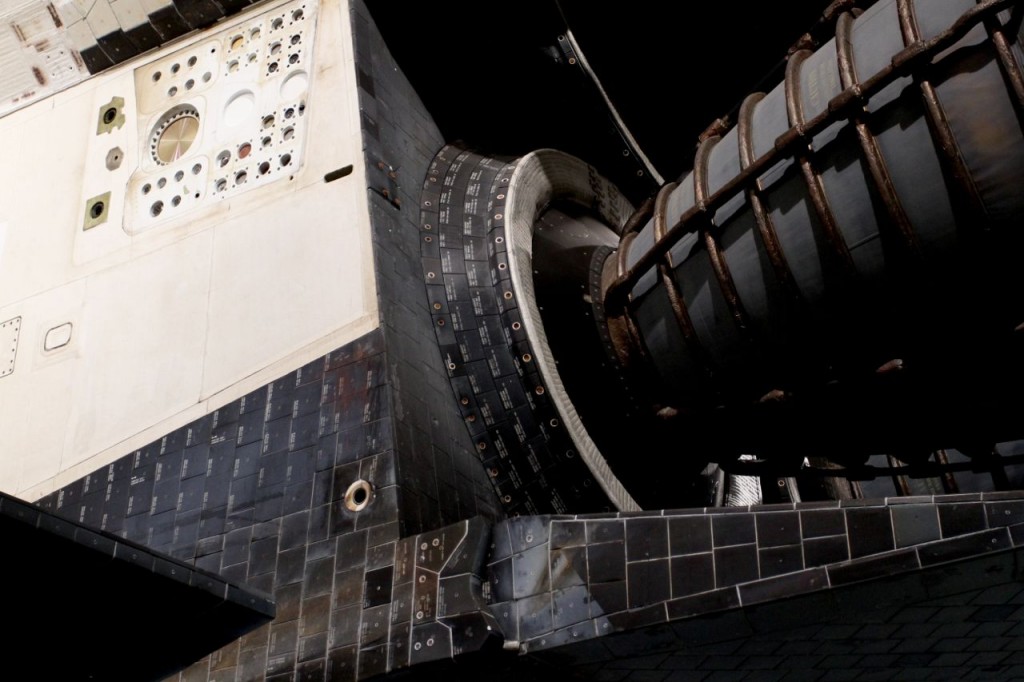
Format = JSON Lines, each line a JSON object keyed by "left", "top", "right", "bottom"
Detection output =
{"left": 604, "top": 0, "right": 1023, "bottom": 311}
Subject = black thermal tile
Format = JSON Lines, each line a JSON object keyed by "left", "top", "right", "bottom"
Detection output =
{"left": 409, "top": 622, "right": 452, "bottom": 665}
{"left": 846, "top": 507, "right": 895, "bottom": 559}
{"left": 413, "top": 567, "right": 439, "bottom": 623}
{"left": 626, "top": 517, "right": 669, "bottom": 562}
{"left": 300, "top": 594, "right": 333, "bottom": 638}
{"left": 712, "top": 513, "right": 756, "bottom": 547}
{"left": 827, "top": 549, "right": 920, "bottom": 586}
{"left": 671, "top": 553, "right": 716, "bottom": 598}
{"left": 517, "top": 593, "right": 554, "bottom": 640}
{"left": 714, "top": 544, "right": 759, "bottom": 588}
{"left": 891, "top": 504, "right": 941, "bottom": 548}
{"left": 987, "top": 501, "right": 1024, "bottom": 528}
{"left": 918, "top": 528, "right": 1011, "bottom": 566}
{"left": 756, "top": 511, "right": 801, "bottom": 548}
{"left": 487, "top": 557, "right": 514, "bottom": 602}
{"left": 511, "top": 543, "right": 550, "bottom": 599}
{"left": 666, "top": 586, "right": 741, "bottom": 620}
{"left": 758, "top": 545, "right": 804, "bottom": 578}
{"left": 305, "top": 556, "right": 335, "bottom": 598}
{"left": 669, "top": 515, "right": 713, "bottom": 556}
{"left": 587, "top": 540, "right": 626, "bottom": 584}
{"left": 804, "top": 536, "right": 850, "bottom": 568}
{"left": 586, "top": 520, "right": 625, "bottom": 544}
{"left": 800, "top": 509, "right": 846, "bottom": 539}
{"left": 627, "top": 558, "right": 671, "bottom": 609}
{"left": 276, "top": 546, "right": 307, "bottom": 587}
{"left": 739, "top": 568, "right": 829, "bottom": 606}
{"left": 550, "top": 547, "right": 588, "bottom": 589}
{"left": 364, "top": 566, "right": 394, "bottom": 608}
{"left": 938, "top": 503, "right": 988, "bottom": 538}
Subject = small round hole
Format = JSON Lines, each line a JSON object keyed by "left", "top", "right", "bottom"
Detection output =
{"left": 238, "top": 142, "right": 252, "bottom": 159}
{"left": 192, "top": 163, "right": 202, "bottom": 175}
{"left": 174, "top": 170, "right": 184, "bottom": 182}
{"left": 187, "top": 56, "right": 198, "bottom": 67}
{"left": 90, "top": 201, "right": 104, "bottom": 219}
{"left": 157, "top": 177, "right": 167, "bottom": 189}
{"left": 170, "top": 63, "right": 180, "bottom": 74}
{"left": 185, "top": 78, "right": 195, "bottom": 90}
{"left": 258, "top": 161, "right": 270, "bottom": 175}
{"left": 167, "top": 86, "right": 178, "bottom": 97}
{"left": 151, "top": 201, "right": 164, "bottom": 217}
{"left": 102, "top": 107, "right": 117, "bottom": 124}
{"left": 280, "top": 152, "right": 291, "bottom": 166}
{"left": 171, "top": 195, "right": 181, "bottom": 207}
{"left": 344, "top": 480, "right": 373, "bottom": 512}
{"left": 142, "top": 183, "right": 152, "bottom": 195}
{"left": 152, "top": 71, "right": 162, "bottom": 82}
{"left": 202, "top": 71, "right": 212, "bottom": 83}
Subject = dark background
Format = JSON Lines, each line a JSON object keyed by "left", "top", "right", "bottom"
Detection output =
{"left": 365, "top": 0, "right": 835, "bottom": 200}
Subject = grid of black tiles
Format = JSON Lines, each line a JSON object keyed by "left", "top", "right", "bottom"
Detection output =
{"left": 484, "top": 493, "right": 1024, "bottom": 657}
{"left": 73, "top": 0, "right": 262, "bottom": 74}
{"left": 350, "top": 0, "right": 500, "bottom": 536}
{"left": 417, "top": 146, "right": 613, "bottom": 517}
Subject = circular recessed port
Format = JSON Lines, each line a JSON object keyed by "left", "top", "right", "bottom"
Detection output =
{"left": 185, "top": 78, "right": 195, "bottom": 90}
{"left": 261, "top": 135, "right": 272, "bottom": 148}
{"left": 192, "top": 162, "right": 202, "bottom": 175}
{"left": 174, "top": 170, "right": 184, "bottom": 182}
{"left": 223, "top": 89, "right": 255, "bottom": 127}
{"left": 289, "top": 53, "right": 299, "bottom": 65}
{"left": 262, "top": 114, "right": 275, "bottom": 129}
{"left": 217, "top": 150, "right": 230, "bottom": 167}
{"left": 272, "top": 17, "right": 284, "bottom": 30}
{"left": 270, "top": 41, "right": 282, "bottom": 55}
{"left": 90, "top": 201, "right": 104, "bottom": 219}
{"left": 187, "top": 55, "right": 198, "bottom": 67}
{"left": 102, "top": 107, "right": 117, "bottom": 124}
{"left": 230, "top": 35, "right": 244, "bottom": 50}
{"left": 157, "top": 177, "right": 167, "bottom": 188}
{"left": 250, "top": 27, "right": 261, "bottom": 41}
{"left": 291, "top": 34, "right": 301, "bottom": 45}
{"left": 228, "top": 60, "right": 239, "bottom": 73}
{"left": 282, "top": 126, "right": 295, "bottom": 141}
{"left": 292, "top": 8, "right": 304, "bottom": 21}
{"left": 142, "top": 183, "right": 151, "bottom": 195}
{"left": 248, "top": 52, "right": 258, "bottom": 64}
{"left": 284, "top": 107, "right": 295, "bottom": 119}
{"left": 215, "top": 178, "right": 227, "bottom": 192}
{"left": 152, "top": 71, "right": 161, "bottom": 82}
{"left": 238, "top": 142, "right": 252, "bottom": 159}
{"left": 167, "top": 86, "right": 178, "bottom": 97}
{"left": 280, "top": 152, "right": 292, "bottom": 166}
{"left": 268, "top": 62, "right": 279, "bottom": 74}
{"left": 258, "top": 161, "right": 270, "bottom": 175}
{"left": 171, "top": 195, "right": 181, "bottom": 207}
{"left": 151, "top": 200, "right": 164, "bottom": 217}
{"left": 150, "top": 105, "right": 200, "bottom": 165}
{"left": 343, "top": 480, "right": 373, "bottom": 512}
{"left": 235, "top": 170, "right": 247, "bottom": 185}
{"left": 170, "top": 63, "right": 180, "bottom": 74}
{"left": 202, "top": 71, "right": 212, "bottom": 83}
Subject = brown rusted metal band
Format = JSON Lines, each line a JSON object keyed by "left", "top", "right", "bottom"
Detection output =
{"left": 694, "top": 136, "right": 753, "bottom": 336}
{"left": 897, "top": 0, "right": 990, "bottom": 225}
{"left": 785, "top": 50, "right": 859, "bottom": 276}
{"left": 617, "top": 230, "right": 639, "bottom": 281}
{"left": 932, "top": 449, "right": 960, "bottom": 494}
{"left": 981, "top": 3, "right": 1024, "bottom": 133}
{"left": 836, "top": 12, "right": 923, "bottom": 259}
{"left": 737, "top": 92, "right": 804, "bottom": 303}
{"left": 605, "top": 0, "right": 1016, "bottom": 310}
{"left": 651, "top": 182, "right": 717, "bottom": 374}
{"left": 622, "top": 194, "right": 656, "bottom": 237}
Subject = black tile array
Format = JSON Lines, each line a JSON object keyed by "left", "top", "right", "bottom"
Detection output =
{"left": 418, "top": 146, "right": 615, "bottom": 516}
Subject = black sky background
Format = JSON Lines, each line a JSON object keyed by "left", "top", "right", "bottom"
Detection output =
{"left": 365, "top": 1, "right": 834, "bottom": 200}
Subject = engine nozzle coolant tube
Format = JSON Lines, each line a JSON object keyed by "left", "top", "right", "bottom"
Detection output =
{"left": 600, "top": 0, "right": 1024, "bottom": 462}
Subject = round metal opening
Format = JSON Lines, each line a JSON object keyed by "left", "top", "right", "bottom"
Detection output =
{"left": 344, "top": 479, "right": 373, "bottom": 512}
